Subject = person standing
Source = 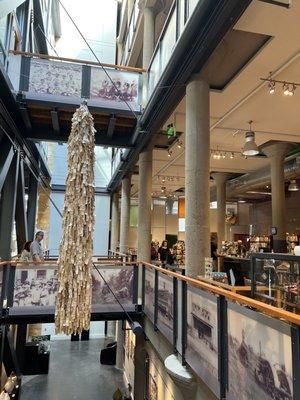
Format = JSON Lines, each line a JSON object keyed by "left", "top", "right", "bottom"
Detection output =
{"left": 158, "top": 240, "right": 171, "bottom": 267}
{"left": 19, "top": 241, "right": 32, "bottom": 262}
{"left": 30, "top": 231, "right": 45, "bottom": 263}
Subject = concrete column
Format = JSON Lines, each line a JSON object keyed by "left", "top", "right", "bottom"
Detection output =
{"left": 119, "top": 174, "right": 131, "bottom": 253}
{"left": 111, "top": 191, "right": 120, "bottom": 252}
{"left": 115, "top": 320, "right": 125, "bottom": 370}
{"left": 185, "top": 78, "right": 210, "bottom": 277}
{"left": 106, "top": 321, "right": 116, "bottom": 339}
{"left": 262, "top": 142, "right": 292, "bottom": 252}
{"left": 137, "top": 147, "right": 153, "bottom": 264}
{"left": 142, "top": 6, "right": 155, "bottom": 68}
{"left": 127, "top": 0, "right": 134, "bottom": 25}
{"left": 211, "top": 173, "right": 230, "bottom": 250}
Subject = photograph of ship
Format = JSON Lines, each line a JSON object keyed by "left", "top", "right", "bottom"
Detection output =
{"left": 144, "top": 269, "right": 155, "bottom": 321}
{"left": 227, "top": 305, "right": 293, "bottom": 400}
{"left": 29, "top": 59, "right": 82, "bottom": 97}
{"left": 186, "top": 287, "right": 219, "bottom": 397}
{"left": 91, "top": 267, "right": 133, "bottom": 311}
{"left": 90, "top": 68, "right": 140, "bottom": 110}
{"left": 157, "top": 275, "right": 173, "bottom": 342}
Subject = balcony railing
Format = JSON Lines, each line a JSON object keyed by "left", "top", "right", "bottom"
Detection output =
{"left": 7, "top": 51, "right": 144, "bottom": 113}
{"left": 145, "top": 0, "right": 204, "bottom": 103}
{"left": 1, "top": 252, "right": 299, "bottom": 399}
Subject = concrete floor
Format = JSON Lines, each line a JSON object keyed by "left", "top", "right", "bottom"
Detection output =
{"left": 20, "top": 339, "right": 126, "bottom": 400}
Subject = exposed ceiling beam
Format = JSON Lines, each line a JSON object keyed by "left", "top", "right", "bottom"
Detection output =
{"left": 20, "top": 107, "right": 32, "bottom": 131}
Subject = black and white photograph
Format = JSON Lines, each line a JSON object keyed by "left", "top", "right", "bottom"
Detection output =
{"left": 227, "top": 304, "right": 293, "bottom": 400}
{"left": 157, "top": 274, "right": 173, "bottom": 343}
{"left": 91, "top": 266, "right": 134, "bottom": 312}
{"left": 29, "top": 59, "right": 82, "bottom": 98}
{"left": 149, "top": 360, "right": 158, "bottom": 400}
{"left": 186, "top": 286, "right": 219, "bottom": 397}
{"left": 144, "top": 269, "right": 155, "bottom": 322}
{"left": 90, "top": 68, "right": 140, "bottom": 110}
{"left": 13, "top": 268, "right": 58, "bottom": 310}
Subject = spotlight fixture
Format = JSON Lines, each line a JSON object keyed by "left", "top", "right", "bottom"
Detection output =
{"left": 288, "top": 179, "right": 299, "bottom": 191}
{"left": 283, "top": 83, "right": 290, "bottom": 96}
{"left": 230, "top": 152, "right": 234, "bottom": 159}
{"left": 261, "top": 73, "right": 300, "bottom": 97}
{"left": 167, "top": 150, "right": 172, "bottom": 157}
{"left": 268, "top": 80, "right": 275, "bottom": 95}
{"left": 242, "top": 121, "right": 259, "bottom": 156}
{"left": 222, "top": 153, "right": 226, "bottom": 159}
{"left": 177, "top": 140, "right": 183, "bottom": 149}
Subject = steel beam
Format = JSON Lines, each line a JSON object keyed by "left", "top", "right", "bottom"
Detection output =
{"left": 0, "top": 135, "right": 14, "bottom": 192}
{"left": 26, "top": 172, "right": 38, "bottom": 240}
{"left": 107, "top": 115, "right": 117, "bottom": 138}
{"left": 50, "top": 109, "right": 60, "bottom": 134}
{"left": 15, "top": 158, "right": 28, "bottom": 252}
{"left": 0, "top": 152, "right": 19, "bottom": 260}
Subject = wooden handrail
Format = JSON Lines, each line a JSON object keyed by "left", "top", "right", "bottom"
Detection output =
{"left": 10, "top": 50, "right": 146, "bottom": 73}
{"left": 140, "top": 261, "right": 300, "bottom": 326}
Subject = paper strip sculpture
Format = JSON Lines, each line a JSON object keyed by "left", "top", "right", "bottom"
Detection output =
{"left": 55, "top": 104, "right": 95, "bottom": 335}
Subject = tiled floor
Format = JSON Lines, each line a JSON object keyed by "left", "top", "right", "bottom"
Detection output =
{"left": 20, "top": 339, "right": 126, "bottom": 400}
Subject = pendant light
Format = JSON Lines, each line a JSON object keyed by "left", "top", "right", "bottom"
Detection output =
{"left": 288, "top": 179, "right": 299, "bottom": 191}
{"left": 242, "top": 121, "right": 259, "bottom": 156}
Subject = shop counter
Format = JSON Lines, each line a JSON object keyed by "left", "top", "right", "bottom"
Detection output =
{"left": 218, "top": 255, "right": 251, "bottom": 285}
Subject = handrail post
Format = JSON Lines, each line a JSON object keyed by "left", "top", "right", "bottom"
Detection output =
{"left": 181, "top": 279, "right": 187, "bottom": 365}
{"left": 291, "top": 324, "right": 300, "bottom": 400}
{"left": 217, "top": 295, "right": 228, "bottom": 399}
{"left": 154, "top": 269, "right": 158, "bottom": 331}
{"left": 173, "top": 276, "right": 178, "bottom": 354}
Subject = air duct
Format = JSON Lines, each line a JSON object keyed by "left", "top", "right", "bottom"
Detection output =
{"left": 210, "top": 155, "right": 300, "bottom": 201}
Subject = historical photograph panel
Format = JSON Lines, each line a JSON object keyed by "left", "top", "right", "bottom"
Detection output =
{"left": 92, "top": 267, "right": 134, "bottom": 312}
{"left": 186, "top": 286, "right": 219, "bottom": 397}
{"left": 11, "top": 267, "right": 58, "bottom": 315}
{"left": 90, "top": 68, "right": 140, "bottom": 110}
{"left": 156, "top": 273, "right": 173, "bottom": 343}
{"left": 29, "top": 59, "right": 82, "bottom": 98}
{"left": 227, "top": 303, "right": 293, "bottom": 400}
{"left": 144, "top": 269, "right": 155, "bottom": 322}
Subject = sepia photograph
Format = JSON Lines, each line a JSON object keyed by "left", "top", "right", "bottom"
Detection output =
{"left": 227, "top": 304, "right": 293, "bottom": 400}
{"left": 91, "top": 267, "right": 134, "bottom": 312}
{"left": 144, "top": 269, "right": 155, "bottom": 322}
{"left": 186, "top": 286, "right": 219, "bottom": 397}
{"left": 90, "top": 68, "right": 140, "bottom": 110}
{"left": 157, "top": 274, "right": 173, "bottom": 343}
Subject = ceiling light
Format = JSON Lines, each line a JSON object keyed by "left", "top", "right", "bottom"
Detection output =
{"left": 238, "top": 199, "right": 246, "bottom": 203}
{"left": 242, "top": 121, "right": 259, "bottom": 156}
{"left": 222, "top": 153, "right": 226, "bottom": 159}
{"left": 230, "top": 152, "right": 234, "bottom": 159}
{"left": 167, "top": 150, "right": 172, "bottom": 157}
{"left": 283, "top": 83, "right": 290, "bottom": 96}
{"left": 288, "top": 179, "right": 299, "bottom": 191}
{"left": 268, "top": 80, "right": 275, "bottom": 95}
{"left": 289, "top": 84, "right": 296, "bottom": 96}
{"left": 177, "top": 140, "right": 182, "bottom": 149}
{"left": 162, "top": 177, "right": 165, "bottom": 183}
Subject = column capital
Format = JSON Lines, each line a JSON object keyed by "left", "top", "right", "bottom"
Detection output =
{"left": 261, "top": 141, "right": 293, "bottom": 160}
{"left": 211, "top": 172, "right": 231, "bottom": 185}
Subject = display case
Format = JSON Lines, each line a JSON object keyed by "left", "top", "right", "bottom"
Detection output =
{"left": 250, "top": 253, "right": 300, "bottom": 313}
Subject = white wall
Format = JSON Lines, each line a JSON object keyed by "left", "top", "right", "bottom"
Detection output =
{"left": 41, "top": 322, "right": 106, "bottom": 340}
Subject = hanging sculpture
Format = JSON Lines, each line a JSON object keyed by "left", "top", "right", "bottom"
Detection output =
{"left": 55, "top": 104, "right": 95, "bottom": 335}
